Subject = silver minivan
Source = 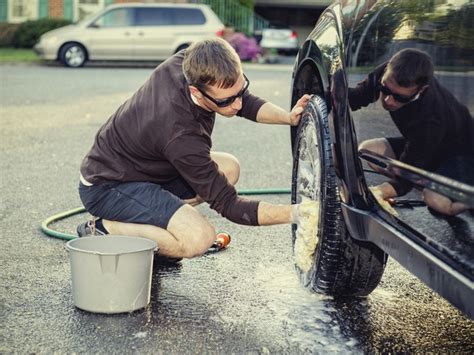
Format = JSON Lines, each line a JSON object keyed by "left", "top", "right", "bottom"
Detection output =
{"left": 34, "top": 3, "right": 224, "bottom": 67}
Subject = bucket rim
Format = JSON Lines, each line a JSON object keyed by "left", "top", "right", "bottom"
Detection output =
{"left": 65, "top": 236, "right": 158, "bottom": 256}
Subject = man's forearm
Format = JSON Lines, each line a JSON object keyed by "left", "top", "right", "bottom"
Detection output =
{"left": 255, "top": 102, "right": 291, "bottom": 125}
{"left": 257, "top": 201, "right": 292, "bottom": 225}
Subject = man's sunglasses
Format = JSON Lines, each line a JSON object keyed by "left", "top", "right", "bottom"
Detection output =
{"left": 199, "top": 74, "right": 250, "bottom": 107}
{"left": 378, "top": 83, "right": 421, "bottom": 104}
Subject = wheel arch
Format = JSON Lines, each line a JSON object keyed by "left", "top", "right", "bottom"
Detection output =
{"left": 291, "top": 41, "right": 330, "bottom": 156}
{"left": 291, "top": 41, "right": 328, "bottom": 107}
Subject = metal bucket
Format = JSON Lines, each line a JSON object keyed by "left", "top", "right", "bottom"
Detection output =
{"left": 65, "top": 236, "right": 157, "bottom": 314}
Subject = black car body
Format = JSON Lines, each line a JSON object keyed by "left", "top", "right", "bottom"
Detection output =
{"left": 290, "top": 0, "right": 473, "bottom": 319}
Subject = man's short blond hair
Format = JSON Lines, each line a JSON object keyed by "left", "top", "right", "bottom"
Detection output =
{"left": 387, "top": 48, "right": 433, "bottom": 88}
{"left": 183, "top": 38, "right": 241, "bottom": 89}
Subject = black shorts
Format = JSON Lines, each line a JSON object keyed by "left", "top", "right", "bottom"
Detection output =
{"left": 386, "top": 136, "right": 474, "bottom": 185}
{"left": 436, "top": 155, "right": 474, "bottom": 186}
{"left": 386, "top": 137, "right": 406, "bottom": 159}
{"left": 79, "top": 177, "right": 196, "bottom": 229}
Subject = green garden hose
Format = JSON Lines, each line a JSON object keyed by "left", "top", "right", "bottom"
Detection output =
{"left": 40, "top": 188, "right": 292, "bottom": 241}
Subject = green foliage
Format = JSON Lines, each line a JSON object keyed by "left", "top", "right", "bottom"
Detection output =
{"left": 0, "top": 23, "right": 19, "bottom": 47}
{"left": 351, "top": 6, "right": 402, "bottom": 66}
{"left": 396, "top": 0, "right": 437, "bottom": 23}
{"left": 198, "top": 0, "right": 266, "bottom": 35}
{"left": 0, "top": 48, "right": 39, "bottom": 62}
{"left": 350, "top": 1, "right": 474, "bottom": 67}
{"left": 12, "top": 18, "right": 72, "bottom": 48}
{"left": 238, "top": 0, "right": 254, "bottom": 10}
{"left": 434, "top": 5, "right": 474, "bottom": 50}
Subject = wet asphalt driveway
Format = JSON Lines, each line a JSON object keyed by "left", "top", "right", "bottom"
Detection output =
{"left": 1, "top": 63, "right": 473, "bottom": 353}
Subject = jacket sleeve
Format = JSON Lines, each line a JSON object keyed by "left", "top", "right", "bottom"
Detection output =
{"left": 237, "top": 91, "right": 266, "bottom": 121}
{"left": 163, "top": 133, "right": 260, "bottom": 225}
{"left": 348, "top": 63, "right": 386, "bottom": 111}
{"left": 389, "top": 119, "right": 444, "bottom": 196}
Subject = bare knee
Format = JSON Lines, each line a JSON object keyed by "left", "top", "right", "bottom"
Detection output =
{"left": 358, "top": 139, "right": 372, "bottom": 152}
{"left": 167, "top": 205, "right": 217, "bottom": 258}
{"left": 212, "top": 152, "right": 240, "bottom": 185}
{"left": 423, "top": 189, "right": 456, "bottom": 216}
{"left": 222, "top": 154, "right": 240, "bottom": 185}
{"left": 180, "top": 223, "right": 216, "bottom": 258}
{"left": 358, "top": 138, "right": 395, "bottom": 158}
{"left": 359, "top": 139, "right": 376, "bottom": 153}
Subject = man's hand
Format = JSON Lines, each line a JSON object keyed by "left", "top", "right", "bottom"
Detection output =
{"left": 369, "top": 182, "right": 398, "bottom": 216}
{"left": 291, "top": 200, "right": 319, "bottom": 225}
{"left": 289, "top": 94, "right": 311, "bottom": 126}
{"left": 375, "top": 182, "right": 398, "bottom": 200}
{"left": 256, "top": 94, "right": 311, "bottom": 125}
{"left": 292, "top": 200, "right": 320, "bottom": 273}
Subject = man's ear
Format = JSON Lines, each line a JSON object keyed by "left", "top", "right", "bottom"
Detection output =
{"left": 189, "top": 85, "right": 202, "bottom": 99}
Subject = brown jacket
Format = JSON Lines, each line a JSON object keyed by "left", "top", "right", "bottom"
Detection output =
{"left": 81, "top": 51, "right": 266, "bottom": 225}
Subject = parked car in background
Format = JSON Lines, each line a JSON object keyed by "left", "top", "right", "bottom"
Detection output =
{"left": 290, "top": 0, "right": 473, "bottom": 319}
{"left": 259, "top": 22, "right": 299, "bottom": 55}
{"left": 33, "top": 3, "right": 224, "bottom": 67}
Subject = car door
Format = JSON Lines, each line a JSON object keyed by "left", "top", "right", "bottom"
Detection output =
{"left": 133, "top": 7, "right": 176, "bottom": 60}
{"left": 87, "top": 7, "right": 135, "bottom": 60}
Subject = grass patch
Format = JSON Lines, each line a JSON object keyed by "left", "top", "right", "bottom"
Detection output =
{"left": 0, "top": 48, "right": 40, "bottom": 63}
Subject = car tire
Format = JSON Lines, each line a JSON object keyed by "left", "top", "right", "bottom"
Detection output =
{"left": 59, "top": 43, "right": 87, "bottom": 68}
{"left": 292, "top": 95, "right": 387, "bottom": 297}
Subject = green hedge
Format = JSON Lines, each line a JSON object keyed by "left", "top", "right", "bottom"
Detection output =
{"left": 12, "top": 18, "right": 72, "bottom": 48}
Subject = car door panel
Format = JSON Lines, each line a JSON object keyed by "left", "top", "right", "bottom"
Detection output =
{"left": 87, "top": 7, "right": 134, "bottom": 60}
{"left": 134, "top": 25, "right": 175, "bottom": 60}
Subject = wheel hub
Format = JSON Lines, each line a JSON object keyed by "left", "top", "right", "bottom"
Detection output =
{"left": 65, "top": 46, "right": 85, "bottom": 67}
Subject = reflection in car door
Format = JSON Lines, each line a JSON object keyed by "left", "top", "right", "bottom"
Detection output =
{"left": 88, "top": 7, "right": 134, "bottom": 60}
{"left": 133, "top": 7, "right": 176, "bottom": 60}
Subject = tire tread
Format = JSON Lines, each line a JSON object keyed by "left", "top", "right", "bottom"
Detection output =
{"left": 292, "top": 95, "right": 387, "bottom": 297}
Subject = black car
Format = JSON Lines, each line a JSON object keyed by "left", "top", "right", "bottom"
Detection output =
{"left": 290, "top": 0, "right": 473, "bottom": 319}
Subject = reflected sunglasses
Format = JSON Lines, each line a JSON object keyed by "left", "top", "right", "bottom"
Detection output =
{"left": 198, "top": 74, "right": 250, "bottom": 107}
{"left": 378, "top": 83, "right": 421, "bottom": 104}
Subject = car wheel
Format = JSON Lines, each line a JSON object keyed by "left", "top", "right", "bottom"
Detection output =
{"left": 59, "top": 43, "right": 87, "bottom": 68}
{"left": 292, "top": 95, "right": 387, "bottom": 297}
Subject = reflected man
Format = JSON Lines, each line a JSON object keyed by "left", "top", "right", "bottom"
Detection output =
{"left": 349, "top": 48, "right": 474, "bottom": 215}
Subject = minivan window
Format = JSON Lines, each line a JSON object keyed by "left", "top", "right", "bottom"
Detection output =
{"left": 134, "top": 7, "right": 206, "bottom": 26}
{"left": 135, "top": 8, "right": 173, "bottom": 26}
{"left": 173, "top": 9, "right": 206, "bottom": 25}
{"left": 93, "top": 8, "right": 133, "bottom": 27}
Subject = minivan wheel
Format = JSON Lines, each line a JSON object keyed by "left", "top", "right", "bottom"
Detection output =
{"left": 292, "top": 95, "right": 387, "bottom": 297}
{"left": 59, "top": 43, "right": 87, "bottom": 68}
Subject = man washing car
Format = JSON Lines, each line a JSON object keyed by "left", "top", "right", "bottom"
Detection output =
{"left": 77, "top": 38, "right": 311, "bottom": 259}
{"left": 350, "top": 48, "right": 474, "bottom": 216}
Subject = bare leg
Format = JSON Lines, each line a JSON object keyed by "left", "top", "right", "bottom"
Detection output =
{"left": 103, "top": 204, "right": 215, "bottom": 258}
{"left": 359, "top": 138, "right": 396, "bottom": 173}
{"left": 102, "top": 151, "right": 240, "bottom": 258}
{"left": 422, "top": 189, "right": 470, "bottom": 216}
